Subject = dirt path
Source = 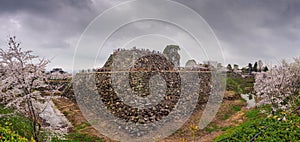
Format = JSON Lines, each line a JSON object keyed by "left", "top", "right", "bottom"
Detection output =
{"left": 53, "top": 97, "right": 116, "bottom": 142}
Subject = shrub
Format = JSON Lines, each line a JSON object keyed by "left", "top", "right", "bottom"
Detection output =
{"left": 0, "top": 125, "right": 30, "bottom": 142}
{"left": 245, "top": 109, "right": 260, "bottom": 119}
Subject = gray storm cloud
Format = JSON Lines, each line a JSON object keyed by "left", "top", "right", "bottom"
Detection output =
{"left": 0, "top": 0, "right": 299, "bottom": 71}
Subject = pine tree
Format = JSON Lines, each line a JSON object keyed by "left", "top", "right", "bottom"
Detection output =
{"left": 253, "top": 62, "right": 258, "bottom": 72}
{"left": 227, "top": 64, "right": 232, "bottom": 72}
{"left": 248, "top": 63, "right": 253, "bottom": 73}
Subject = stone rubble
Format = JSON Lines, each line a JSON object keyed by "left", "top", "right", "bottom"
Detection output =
{"left": 74, "top": 49, "right": 212, "bottom": 137}
{"left": 96, "top": 53, "right": 181, "bottom": 124}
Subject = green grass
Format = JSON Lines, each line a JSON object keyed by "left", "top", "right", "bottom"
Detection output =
{"left": 222, "top": 114, "right": 230, "bottom": 120}
{"left": 214, "top": 105, "right": 300, "bottom": 142}
{"left": 226, "top": 78, "right": 243, "bottom": 94}
{"left": 245, "top": 109, "right": 260, "bottom": 119}
{"left": 231, "top": 106, "right": 241, "bottom": 112}
{"left": 0, "top": 105, "right": 13, "bottom": 114}
{"left": 0, "top": 105, "right": 102, "bottom": 142}
{"left": 74, "top": 122, "right": 91, "bottom": 131}
{"left": 51, "top": 121, "right": 102, "bottom": 142}
{"left": 0, "top": 125, "right": 29, "bottom": 142}
{"left": 52, "top": 133, "right": 102, "bottom": 142}
{"left": 240, "top": 98, "right": 247, "bottom": 103}
{"left": 205, "top": 123, "right": 219, "bottom": 133}
{"left": 52, "top": 118, "right": 102, "bottom": 141}
{"left": 220, "top": 126, "right": 232, "bottom": 131}
{"left": 0, "top": 105, "right": 35, "bottom": 140}
{"left": 226, "top": 76, "right": 254, "bottom": 94}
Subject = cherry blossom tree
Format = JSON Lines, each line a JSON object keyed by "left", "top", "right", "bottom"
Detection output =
{"left": 254, "top": 57, "right": 300, "bottom": 113}
{"left": 47, "top": 69, "right": 71, "bottom": 94}
{"left": 0, "top": 37, "right": 49, "bottom": 141}
{"left": 48, "top": 71, "right": 71, "bottom": 80}
{"left": 0, "top": 37, "right": 48, "bottom": 110}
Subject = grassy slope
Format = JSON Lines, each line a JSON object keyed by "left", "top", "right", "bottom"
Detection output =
{"left": 216, "top": 75, "right": 300, "bottom": 141}
{"left": 0, "top": 104, "right": 103, "bottom": 142}
{"left": 0, "top": 105, "right": 34, "bottom": 140}
{"left": 214, "top": 106, "right": 300, "bottom": 142}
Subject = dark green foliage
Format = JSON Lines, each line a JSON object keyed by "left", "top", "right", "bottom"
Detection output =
{"left": 231, "top": 106, "right": 241, "bottom": 112}
{"left": 226, "top": 76, "right": 254, "bottom": 94}
{"left": 262, "top": 66, "right": 269, "bottom": 72}
{"left": 248, "top": 63, "right": 253, "bottom": 73}
{"left": 227, "top": 64, "right": 232, "bottom": 72}
{"left": 248, "top": 94, "right": 253, "bottom": 100}
{"left": 241, "top": 67, "right": 248, "bottom": 74}
{"left": 253, "top": 62, "right": 258, "bottom": 72}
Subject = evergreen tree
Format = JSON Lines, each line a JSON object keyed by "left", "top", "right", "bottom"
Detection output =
{"left": 248, "top": 63, "right": 253, "bottom": 73}
{"left": 262, "top": 66, "right": 269, "bottom": 72}
{"left": 227, "top": 64, "right": 232, "bottom": 72}
{"left": 163, "top": 45, "right": 180, "bottom": 67}
{"left": 233, "top": 64, "right": 239, "bottom": 70}
{"left": 253, "top": 62, "right": 258, "bottom": 72}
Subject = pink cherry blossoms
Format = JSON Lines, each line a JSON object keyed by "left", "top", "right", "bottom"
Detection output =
{"left": 254, "top": 58, "right": 300, "bottom": 112}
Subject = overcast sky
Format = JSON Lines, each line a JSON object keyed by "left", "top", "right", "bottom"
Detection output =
{"left": 0, "top": 0, "right": 299, "bottom": 72}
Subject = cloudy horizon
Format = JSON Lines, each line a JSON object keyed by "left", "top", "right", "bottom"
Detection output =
{"left": 0, "top": 0, "right": 299, "bottom": 72}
